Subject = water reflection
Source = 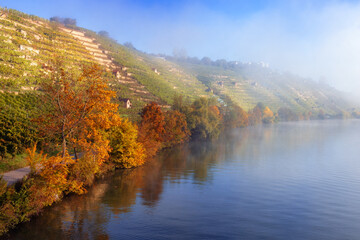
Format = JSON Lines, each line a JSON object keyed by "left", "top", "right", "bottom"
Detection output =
{"left": 7, "top": 120, "right": 360, "bottom": 240}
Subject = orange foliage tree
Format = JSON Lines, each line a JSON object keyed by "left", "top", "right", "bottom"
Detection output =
{"left": 162, "top": 110, "right": 190, "bottom": 148}
{"left": 36, "top": 61, "right": 118, "bottom": 188}
{"left": 224, "top": 104, "right": 249, "bottom": 128}
{"left": 67, "top": 65, "right": 118, "bottom": 186}
{"left": 25, "top": 145, "right": 85, "bottom": 204}
{"left": 37, "top": 61, "right": 117, "bottom": 159}
{"left": 138, "top": 102, "right": 165, "bottom": 158}
{"left": 39, "top": 62, "right": 117, "bottom": 158}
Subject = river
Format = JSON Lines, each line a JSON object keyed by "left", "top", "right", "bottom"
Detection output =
{"left": 6, "top": 120, "right": 360, "bottom": 239}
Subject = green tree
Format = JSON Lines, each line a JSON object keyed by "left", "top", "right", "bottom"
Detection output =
{"left": 277, "top": 107, "right": 298, "bottom": 121}
{"left": 187, "top": 97, "right": 222, "bottom": 139}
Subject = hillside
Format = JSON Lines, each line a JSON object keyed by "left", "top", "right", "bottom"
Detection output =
{"left": 168, "top": 58, "right": 352, "bottom": 115}
{"left": 0, "top": 7, "right": 212, "bottom": 120}
{"left": 0, "top": 7, "right": 354, "bottom": 118}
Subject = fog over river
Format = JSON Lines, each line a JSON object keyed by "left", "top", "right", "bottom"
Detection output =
{"left": 7, "top": 120, "right": 360, "bottom": 240}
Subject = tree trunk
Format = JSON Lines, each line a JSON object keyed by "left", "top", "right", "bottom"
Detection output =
{"left": 62, "top": 133, "right": 66, "bottom": 158}
{"left": 74, "top": 147, "right": 78, "bottom": 160}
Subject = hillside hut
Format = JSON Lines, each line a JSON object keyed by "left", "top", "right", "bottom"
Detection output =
{"left": 119, "top": 98, "right": 132, "bottom": 109}
{"left": 152, "top": 68, "right": 160, "bottom": 75}
{"left": 112, "top": 69, "right": 121, "bottom": 79}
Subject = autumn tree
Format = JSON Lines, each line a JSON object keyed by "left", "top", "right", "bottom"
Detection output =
{"left": 162, "top": 110, "right": 190, "bottom": 148}
{"left": 248, "top": 103, "right": 263, "bottom": 125}
{"left": 36, "top": 61, "right": 118, "bottom": 188}
{"left": 108, "top": 117, "right": 145, "bottom": 168}
{"left": 68, "top": 65, "right": 118, "bottom": 185}
{"left": 262, "top": 106, "right": 274, "bottom": 124}
{"left": 138, "top": 102, "right": 165, "bottom": 158}
{"left": 223, "top": 97, "right": 249, "bottom": 128}
{"left": 37, "top": 61, "right": 117, "bottom": 158}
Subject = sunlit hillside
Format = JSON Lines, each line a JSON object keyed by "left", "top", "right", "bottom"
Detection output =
{"left": 0, "top": 7, "right": 353, "bottom": 118}
{"left": 171, "top": 58, "right": 352, "bottom": 115}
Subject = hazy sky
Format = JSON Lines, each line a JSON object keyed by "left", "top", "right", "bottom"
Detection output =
{"left": 2, "top": 0, "right": 360, "bottom": 94}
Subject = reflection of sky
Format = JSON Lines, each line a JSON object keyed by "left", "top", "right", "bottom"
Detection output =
{"left": 9, "top": 120, "right": 360, "bottom": 240}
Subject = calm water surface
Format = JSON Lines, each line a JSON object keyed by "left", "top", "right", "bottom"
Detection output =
{"left": 7, "top": 120, "right": 360, "bottom": 239}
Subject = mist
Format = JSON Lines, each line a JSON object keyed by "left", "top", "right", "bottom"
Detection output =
{"left": 121, "top": 0, "right": 360, "bottom": 97}
{"left": 2, "top": 0, "right": 360, "bottom": 98}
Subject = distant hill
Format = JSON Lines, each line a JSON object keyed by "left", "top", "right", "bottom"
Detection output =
{"left": 163, "top": 57, "right": 352, "bottom": 115}
{"left": 0, "top": 7, "right": 354, "bottom": 119}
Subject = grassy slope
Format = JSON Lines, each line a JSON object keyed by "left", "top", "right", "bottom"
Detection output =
{"left": 0, "top": 7, "right": 352, "bottom": 117}
{"left": 175, "top": 61, "right": 351, "bottom": 114}
{"left": 0, "top": 8, "right": 211, "bottom": 120}
{"left": 81, "top": 28, "right": 213, "bottom": 104}
{"left": 0, "top": 10, "right": 96, "bottom": 89}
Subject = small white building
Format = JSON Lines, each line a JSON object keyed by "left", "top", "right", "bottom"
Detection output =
{"left": 152, "top": 68, "right": 160, "bottom": 75}
{"left": 113, "top": 69, "right": 121, "bottom": 79}
{"left": 119, "top": 98, "right": 132, "bottom": 109}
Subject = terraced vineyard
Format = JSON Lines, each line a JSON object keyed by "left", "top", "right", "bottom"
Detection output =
{"left": 0, "top": 9, "right": 96, "bottom": 89}
{"left": 0, "top": 7, "right": 213, "bottom": 120}
{"left": 82, "top": 29, "right": 212, "bottom": 105}
{"left": 0, "top": 92, "right": 39, "bottom": 159}
{"left": 0, "top": 7, "right": 353, "bottom": 119}
{"left": 175, "top": 61, "right": 351, "bottom": 114}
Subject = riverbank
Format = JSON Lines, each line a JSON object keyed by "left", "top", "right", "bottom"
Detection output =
{"left": 0, "top": 95, "right": 353, "bottom": 236}
{"left": 5, "top": 120, "right": 360, "bottom": 239}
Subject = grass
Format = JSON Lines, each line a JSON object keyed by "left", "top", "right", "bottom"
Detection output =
{"left": 0, "top": 153, "right": 27, "bottom": 173}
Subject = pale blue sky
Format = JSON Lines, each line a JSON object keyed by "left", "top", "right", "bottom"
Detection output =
{"left": 2, "top": 0, "right": 360, "bottom": 94}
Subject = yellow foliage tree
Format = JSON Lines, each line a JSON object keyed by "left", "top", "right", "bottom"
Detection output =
{"left": 108, "top": 117, "right": 145, "bottom": 168}
{"left": 262, "top": 106, "right": 274, "bottom": 124}
{"left": 25, "top": 145, "right": 85, "bottom": 205}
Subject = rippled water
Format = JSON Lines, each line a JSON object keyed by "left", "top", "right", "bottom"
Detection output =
{"left": 7, "top": 120, "right": 360, "bottom": 239}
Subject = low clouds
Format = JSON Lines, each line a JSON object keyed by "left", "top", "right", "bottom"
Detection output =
{"left": 5, "top": 0, "right": 359, "bottom": 95}
{"left": 123, "top": 1, "right": 360, "bottom": 95}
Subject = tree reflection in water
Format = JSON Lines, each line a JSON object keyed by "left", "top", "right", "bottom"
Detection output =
{"left": 6, "top": 120, "right": 357, "bottom": 240}
{"left": 8, "top": 132, "right": 238, "bottom": 239}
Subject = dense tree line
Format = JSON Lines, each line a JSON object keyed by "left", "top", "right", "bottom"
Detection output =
{"left": 0, "top": 59, "right": 333, "bottom": 235}
{"left": 49, "top": 16, "right": 77, "bottom": 26}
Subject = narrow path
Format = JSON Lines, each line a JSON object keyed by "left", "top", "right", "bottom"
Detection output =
{"left": 0, "top": 153, "right": 81, "bottom": 186}
{"left": 1, "top": 166, "right": 30, "bottom": 185}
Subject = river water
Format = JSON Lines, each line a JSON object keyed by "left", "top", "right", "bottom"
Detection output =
{"left": 7, "top": 120, "right": 360, "bottom": 239}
